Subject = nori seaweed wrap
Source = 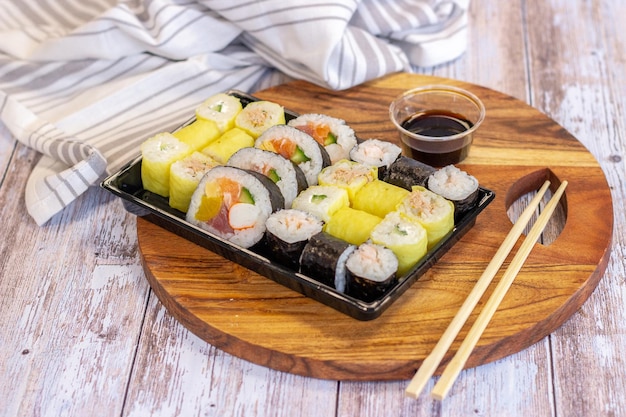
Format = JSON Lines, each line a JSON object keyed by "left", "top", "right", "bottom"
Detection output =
{"left": 299, "top": 232, "right": 356, "bottom": 293}
{"left": 346, "top": 242, "right": 399, "bottom": 302}
{"left": 349, "top": 138, "right": 402, "bottom": 180}
{"left": 383, "top": 155, "right": 436, "bottom": 190}
{"left": 427, "top": 165, "right": 480, "bottom": 220}
{"left": 264, "top": 209, "right": 323, "bottom": 270}
{"left": 186, "top": 166, "right": 284, "bottom": 248}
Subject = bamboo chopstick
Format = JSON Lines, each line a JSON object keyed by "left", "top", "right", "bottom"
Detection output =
{"left": 430, "top": 180, "right": 568, "bottom": 400}
{"left": 405, "top": 180, "right": 552, "bottom": 399}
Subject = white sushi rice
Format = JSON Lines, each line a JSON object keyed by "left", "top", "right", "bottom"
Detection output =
{"left": 349, "top": 139, "right": 402, "bottom": 169}
{"left": 186, "top": 166, "right": 274, "bottom": 248}
{"left": 427, "top": 165, "right": 479, "bottom": 201}
{"left": 346, "top": 242, "right": 398, "bottom": 283}
{"left": 227, "top": 147, "right": 303, "bottom": 208}
{"left": 265, "top": 209, "right": 323, "bottom": 244}
{"left": 288, "top": 113, "right": 357, "bottom": 164}
{"left": 255, "top": 124, "right": 327, "bottom": 186}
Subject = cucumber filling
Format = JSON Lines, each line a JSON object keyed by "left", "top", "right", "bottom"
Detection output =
{"left": 291, "top": 146, "right": 311, "bottom": 164}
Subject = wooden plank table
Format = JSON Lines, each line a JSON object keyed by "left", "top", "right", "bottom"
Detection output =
{"left": 1, "top": 1, "right": 625, "bottom": 416}
{"left": 137, "top": 73, "right": 613, "bottom": 380}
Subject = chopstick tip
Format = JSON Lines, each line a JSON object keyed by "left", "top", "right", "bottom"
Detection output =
{"left": 404, "top": 389, "right": 419, "bottom": 399}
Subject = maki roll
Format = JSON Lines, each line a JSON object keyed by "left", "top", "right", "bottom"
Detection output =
{"left": 291, "top": 185, "right": 349, "bottom": 223}
{"left": 384, "top": 155, "right": 436, "bottom": 191}
{"left": 346, "top": 242, "right": 399, "bottom": 302}
{"left": 186, "top": 166, "right": 284, "bottom": 248}
{"left": 370, "top": 211, "right": 428, "bottom": 276}
{"left": 397, "top": 186, "right": 455, "bottom": 249}
{"left": 141, "top": 132, "right": 192, "bottom": 197}
{"left": 227, "top": 147, "right": 308, "bottom": 208}
{"left": 256, "top": 125, "right": 331, "bottom": 186}
{"left": 317, "top": 159, "right": 378, "bottom": 202}
{"left": 299, "top": 232, "right": 356, "bottom": 293}
{"left": 172, "top": 118, "right": 221, "bottom": 151}
{"left": 287, "top": 113, "right": 357, "bottom": 164}
{"left": 196, "top": 92, "right": 243, "bottom": 133}
{"left": 264, "top": 209, "right": 324, "bottom": 270}
{"left": 169, "top": 152, "right": 220, "bottom": 212}
{"left": 235, "top": 100, "right": 285, "bottom": 138}
{"left": 324, "top": 206, "right": 382, "bottom": 246}
{"left": 351, "top": 179, "right": 410, "bottom": 219}
{"left": 349, "top": 138, "right": 402, "bottom": 180}
{"left": 201, "top": 127, "right": 255, "bottom": 164}
{"left": 427, "top": 165, "right": 480, "bottom": 219}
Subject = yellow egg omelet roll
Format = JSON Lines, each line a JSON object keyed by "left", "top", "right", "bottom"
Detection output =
{"left": 201, "top": 127, "right": 254, "bottom": 164}
{"left": 317, "top": 159, "right": 378, "bottom": 202}
{"left": 352, "top": 179, "right": 410, "bottom": 218}
{"left": 397, "top": 186, "right": 455, "bottom": 249}
{"left": 324, "top": 206, "right": 382, "bottom": 246}
{"left": 370, "top": 211, "right": 428, "bottom": 276}
{"left": 172, "top": 118, "right": 221, "bottom": 151}
{"left": 196, "top": 93, "right": 243, "bottom": 133}
{"left": 169, "top": 152, "right": 220, "bottom": 212}
{"left": 141, "top": 132, "right": 192, "bottom": 197}
{"left": 235, "top": 100, "right": 285, "bottom": 139}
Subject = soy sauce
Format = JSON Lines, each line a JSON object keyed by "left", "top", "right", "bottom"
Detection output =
{"left": 401, "top": 143, "right": 470, "bottom": 167}
{"left": 401, "top": 110, "right": 473, "bottom": 137}
{"left": 400, "top": 110, "right": 474, "bottom": 166}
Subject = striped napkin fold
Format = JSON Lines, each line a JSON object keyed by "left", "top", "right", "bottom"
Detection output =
{"left": 0, "top": 0, "right": 469, "bottom": 225}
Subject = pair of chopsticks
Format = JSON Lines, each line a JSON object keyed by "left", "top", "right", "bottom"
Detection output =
{"left": 405, "top": 179, "right": 568, "bottom": 400}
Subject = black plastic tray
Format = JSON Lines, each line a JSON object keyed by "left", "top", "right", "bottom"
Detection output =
{"left": 101, "top": 90, "right": 495, "bottom": 320}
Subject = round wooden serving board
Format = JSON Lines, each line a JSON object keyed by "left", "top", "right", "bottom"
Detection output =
{"left": 137, "top": 73, "right": 613, "bottom": 381}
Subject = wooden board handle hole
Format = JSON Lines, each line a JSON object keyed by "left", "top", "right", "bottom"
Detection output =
{"left": 505, "top": 168, "right": 568, "bottom": 245}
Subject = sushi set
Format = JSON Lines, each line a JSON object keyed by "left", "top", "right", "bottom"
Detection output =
{"left": 102, "top": 90, "right": 495, "bottom": 320}
{"left": 115, "top": 74, "right": 613, "bottom": 380}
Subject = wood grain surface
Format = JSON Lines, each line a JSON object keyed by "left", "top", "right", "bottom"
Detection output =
{"left": 137, "top": 72, "right": 613, "bottom": 380}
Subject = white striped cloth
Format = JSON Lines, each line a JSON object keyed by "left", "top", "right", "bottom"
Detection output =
{"left": 0, "top": 0, "right": 469, "bottom": 225}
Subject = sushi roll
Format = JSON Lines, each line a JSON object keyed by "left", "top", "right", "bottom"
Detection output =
{"left": 235, "top": 100, "right": 285, "bottom": 138}
{"left": 349, "top": 138, "right": 402, "bottom": 180}
{"left": 317, "top": 159, "right": 378, "bottom": 202}
{"left": 299, "top": 232, "right": 356, "bottom": 293}
{"left": 172, "top": 118, "right": 221, "bottom": 151}
{"left": 141, "top": 132, "right": 192, "bottom": 197}
{"left": 351, "top": 179, "right": 410, "bottom": 219}
{"left": 370, "top": 211, "right": 428, "bottom": 276}
{"left": 169, "top": 152, "right": 220, "bottom": 212}
{"left": 264, "top": 209, "right": 324, "bottom": 270}
{"left": 288, "top": 113, "right": 357, "bottom": 164}
{"left": 324, "top": 206, "right": 382, "bottom": 246}
{"left": 186, "top": 166, "right": 284, "bottom": 248}
{"left": 196, "top": 93, "right": 243, "bottom": 133}
{"left": 291, "top": 185, "right": 349, "bottom": 223}
{"left": 255, "top": 125, "right": 331, "bottom": 186}
{"left": 397, "top": 186, "right": 455, "bottom": 249}
{"left": 427, "top": 165, "right": 480, "bottom": 219}
{"left": 227, "top": 147, "right": 308, "bottom": 208}
{"left": 201, "top": 127, "right": 255, "bottom": 164}
{"left": 384, "top": 155, "right": 436, "bottom": 191}
{"left": 346, "top": 242, "right": 399, "bottom": 302}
